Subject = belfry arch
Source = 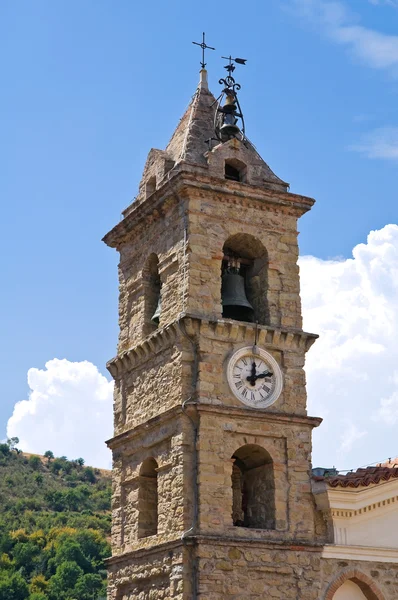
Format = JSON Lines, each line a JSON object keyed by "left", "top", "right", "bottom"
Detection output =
{"left": 221, "top": 233, "right": 269, "bottom": 324}
{"left": 142, "top": 253, "right": 161, "bottom": 334}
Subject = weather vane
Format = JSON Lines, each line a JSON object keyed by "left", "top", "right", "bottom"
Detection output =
{"left": 214, "top": 55, "right": 247, "bottom": 142}
{"left": 192, "top": 32, "right": 215, "bottom": 69}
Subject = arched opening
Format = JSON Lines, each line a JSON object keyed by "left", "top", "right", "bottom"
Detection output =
{"left": 224, "top": 159, "right": 247, "bottom": 183}
{"left": 221, "top": 234, "right": 269, "bottom": 324}
{"left": 143, "top": 253, "right": 161, "bottom": 334}
{"left": 333, "top": 581, "right": 368, "bottom": 600}
{"left": 145, "top": 175, "right": 156, "bottom": 198}
{"left": 138, "top": 457, "right": 158, "bottom": 539}
{"left": 325, "top": 571, "right": 385, "bottom": 600}
{"left": 231, "top": 444, "right": 275, "bottom": 529}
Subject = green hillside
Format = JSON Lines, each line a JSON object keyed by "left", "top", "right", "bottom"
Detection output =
{"left": 0, "top": 439, "right": 111, "bottom": 600}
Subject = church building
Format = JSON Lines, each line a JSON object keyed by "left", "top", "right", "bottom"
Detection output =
{"left": 103, "top": 54, "right": 398, "bottom": 599}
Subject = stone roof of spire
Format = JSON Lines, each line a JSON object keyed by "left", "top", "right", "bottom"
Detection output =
{"left": 133, "top": 69, "right": 289, "bottom": 206}
{"left": 165, "top": 70, "right": 216, "bottom": 166}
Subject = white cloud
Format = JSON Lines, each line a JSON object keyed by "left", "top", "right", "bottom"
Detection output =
{"left": 289, "top": 0, "right": 398, "bottom": 74}
{"left": 339, "top": 423, "right": 368, "bottom": 454}
{"left": 301, "top": 224, "right": 398, "bottom": 469}
{"left": 349, "top": 127, "right": 398, "bottom": 160}
{"left": 7, "top": 359, "right": 113, "bottom": 468}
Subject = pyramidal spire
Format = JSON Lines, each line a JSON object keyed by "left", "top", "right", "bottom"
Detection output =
{"left": 165, "top": 69, "right": 216, "bottom": 166}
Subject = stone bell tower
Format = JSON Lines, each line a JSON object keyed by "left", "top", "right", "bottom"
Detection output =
{"left": 104, "top": 63, "right": 325, "bottom": 599}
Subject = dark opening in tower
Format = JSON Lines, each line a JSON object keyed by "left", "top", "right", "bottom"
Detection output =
{"left": 231, "top": 445, "right": 275, "bottom": 530}
{"left": 221, "top": 234, "right": 269, "bottom": 324}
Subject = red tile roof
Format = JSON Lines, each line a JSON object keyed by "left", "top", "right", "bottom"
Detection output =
{"left": 315, "top": 460, "right": 398, "bottom": 488}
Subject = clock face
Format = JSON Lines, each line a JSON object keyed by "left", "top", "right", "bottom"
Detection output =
{"left": 227, "top": 346, "right": 283, "bottom": 409}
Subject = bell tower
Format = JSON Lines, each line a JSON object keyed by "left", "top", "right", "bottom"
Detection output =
{"left": 104, "top": 59, "right": 324, "bottom": 599}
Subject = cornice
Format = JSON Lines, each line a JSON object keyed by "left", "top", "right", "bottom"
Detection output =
{"left": 182, "top": 314, "right": 318, "bottom": 353}
{"left": 106, "top": 401, "right": 321, "bottom": 451}
{"left": 106, "top": 315, "right": 318, "bottom": 380}
{"left": 322, "top": 544, "right": 398, "bottom": 563}
{"left": 106, "top": 405, "right": 183, "bottom": 450}
{"left": 102, "top": 169, "right": 315, "bottom": 248}
{"left": 105, "top": 533, "right": 323, "bottom": 566}
{"left": 106, "top": 321, "right": 180, "bottom": 379}
{"left": 196, "top": 403, "right": 322, "bottom": 429}
{"left": 105, "top": 537, "right": 184, "bottom": 566}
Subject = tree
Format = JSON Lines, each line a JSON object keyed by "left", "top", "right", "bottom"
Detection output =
{"left": 82, "top": 468, "right": 96, "bottom": 484}
{"left": 47, "top": 561, "right": 83, "bottom": 600}
{"left": 55, "top": 539, "right": 91, "bottom": 572}
{"left": 44, "top": 450, "right": 54, "bottom": 463}
{"left": 0, "top": 444, "right": 10, "bottom": 457}
{"left": 7, "top": 437, "right": 19, "bottom": 451}
{"left": 13, "top": 541, "right": 40, "bottom": 574}
{"left": 76, "top": 458, "right": 85, "bottom": 468}
{"left": 28, "top": 456, "right": 41, "bottom": 471}
{"left": 0, "top": 572, "right": 29, "bottom": 600}
{"left": 29, "top": 574, "right": 48, "bottom": 595}
{"left": 34, "top": 473, "right": 44, "bottom": 487}
{"left": 74, "top": 573, "right": 103, "bottom": 599}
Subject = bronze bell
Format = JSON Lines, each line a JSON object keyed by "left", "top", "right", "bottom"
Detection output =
{"left": 221, "top": 272, "right": 254, "bottom": 322}
{"left": 151, "top": 296, "right": 161, "bottom": 325}
{"left": 220, "top": 94, "right": 240, "bottom": 138}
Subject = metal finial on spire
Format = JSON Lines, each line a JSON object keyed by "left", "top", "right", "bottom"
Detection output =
{"left": 214, "top": 55, "right": 247, "bottom": 142}
{"left": 192, "top": 32, "right": 215, "bottom": 69}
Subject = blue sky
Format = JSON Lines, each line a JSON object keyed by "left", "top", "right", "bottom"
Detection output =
{"left": 2, "top": 0, "right": 398, "bottom": 468}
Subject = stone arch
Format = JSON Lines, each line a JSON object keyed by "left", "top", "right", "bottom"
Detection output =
{"left": 137, "top": 457, "right": 158, "bottom": 539}
{"left": 324, "top": 569, "right": 386, "bottom": 600}
{"left": 231, "top": 444, "right": 275, "bottom": 529}
{"left": 222, "top": 233, "right": 269, "bottom": 324}
{"left": 142, "top": 253, "right": 161, "bottom": 335}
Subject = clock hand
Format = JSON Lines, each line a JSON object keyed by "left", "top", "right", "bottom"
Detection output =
{"left": 255, "top": 370, "right": 273, "bottom": 379}
{"left": 246, "top": 361, "right": 257, "bottom": 387}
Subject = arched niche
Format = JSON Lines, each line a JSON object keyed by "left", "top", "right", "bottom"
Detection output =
{"left": 222, "top": 233, "right": 269, "bottom": 324}
{"left": 142, "top": 253, "right": 161, "bottom": 335}
{"left": 231, "top": 444, "right": 275, "bottom": 529}
{"left": 138, "top": 457, "right": 158, "bottom": 539}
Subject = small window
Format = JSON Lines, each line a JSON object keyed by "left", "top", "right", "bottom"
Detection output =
{"left": 138, "top": 458, "right": 158, "bottom": 538}
{"left": 225, "top": 163, "right": 241, "bottom": 181}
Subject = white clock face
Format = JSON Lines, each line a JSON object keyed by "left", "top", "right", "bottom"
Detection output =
{"left": 227, "top": 346, "right": 283, "bottom": 409}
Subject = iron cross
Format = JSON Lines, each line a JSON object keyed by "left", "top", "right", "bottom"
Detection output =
{"left": 192, "top": 32, "right": 215, "bottom": 69}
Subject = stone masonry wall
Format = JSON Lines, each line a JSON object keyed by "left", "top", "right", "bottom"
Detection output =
{"left": 109, "top": 411, "right": 196, "bottom": 557}
{"left": 196, "top": 541, "right": 324, "bottom": 599}
{"left": 116, "top": 196, "right": 188, "bottom": 353}
{"left": 196, "top": 407, "right": 320, "bottom": 544}
{"left": 195, "top": 543, "right": 398, "bottom": 599}
{"left": 107, "top": 544, "right": 190, "bottom": 600}
{"left": 320, "top": 558, "right": 398, "bottom": 599}
{"left": 183, "top": 177, "right": 306, "bottom": 329}
{"left": 184, "top": 318, "right": 316, "bottom": 417}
